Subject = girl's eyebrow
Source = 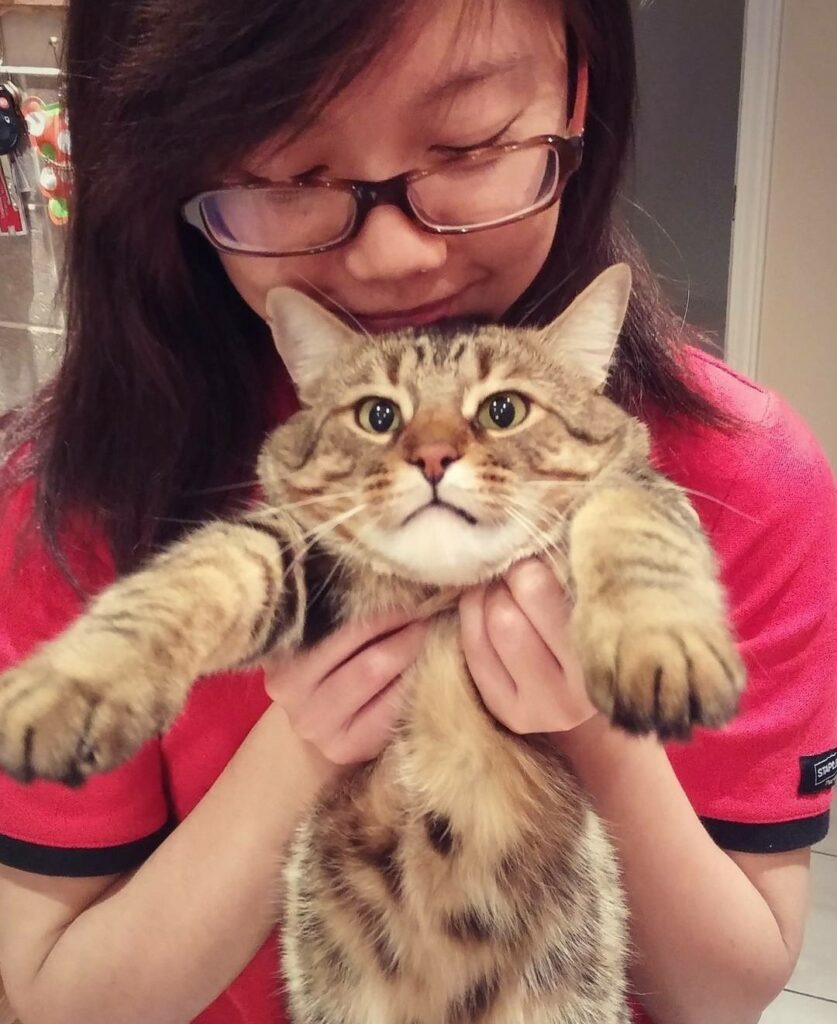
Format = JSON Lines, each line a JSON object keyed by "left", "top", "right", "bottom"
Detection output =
{"left": 418, "top": 54, "right": 536, "bottom": 107}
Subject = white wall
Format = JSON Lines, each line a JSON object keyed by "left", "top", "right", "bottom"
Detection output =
{"left": 757, "top": 0, "right": 837, "bottom": 468}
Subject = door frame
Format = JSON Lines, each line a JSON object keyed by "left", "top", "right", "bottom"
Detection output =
{"left": 725, "top": 0, "right": 784, "bottom": 377}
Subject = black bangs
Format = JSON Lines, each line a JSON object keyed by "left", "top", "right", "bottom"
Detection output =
{"left": 70, "top": 0, "right": 413, "bottom": 203}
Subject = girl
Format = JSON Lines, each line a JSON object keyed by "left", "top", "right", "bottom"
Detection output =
{"left": 0, "top": 1, "right": 834, "bottom": 1023}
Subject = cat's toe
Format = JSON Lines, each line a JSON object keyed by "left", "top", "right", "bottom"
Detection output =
{"left": 629, "top": 624, "right": 743, "bottom": 739}
{"left": 0, "top": 660, "right": 147, "bottom": 785}
{"left": 672, "top": 623, "right": 745, "bottom": 731}
{"left": 577, "top": 613, "right": 745, "bottom": 740}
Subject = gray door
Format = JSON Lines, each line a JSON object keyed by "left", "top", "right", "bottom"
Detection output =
{"left": 625, "top": 0, "right": 746, "bottom": 348}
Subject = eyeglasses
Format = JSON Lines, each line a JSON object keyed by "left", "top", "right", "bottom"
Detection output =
{"left": 181, "top": 133, "right": 584, "bottom": 258}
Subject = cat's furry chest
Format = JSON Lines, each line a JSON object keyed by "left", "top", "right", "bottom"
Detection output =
{"left": 378, "top": 613, "right": 565, "bottom": 865}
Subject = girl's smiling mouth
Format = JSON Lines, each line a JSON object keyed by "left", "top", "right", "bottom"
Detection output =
{"left": 349, "top": 292, "right": 471, "bottom": 332}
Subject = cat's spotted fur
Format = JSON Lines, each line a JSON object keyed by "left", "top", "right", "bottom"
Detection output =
{"left": 0, "top": 266, "right": 744, "bottom": 1023}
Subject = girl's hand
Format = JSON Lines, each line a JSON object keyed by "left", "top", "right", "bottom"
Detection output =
{"left": 264, "top": 612, "right": 429, "bottom": 766}
{"left": 460, "top": 558, "right": 599, "bottom": 735}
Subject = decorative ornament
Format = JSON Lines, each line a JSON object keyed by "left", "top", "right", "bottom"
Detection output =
{"left": 22, "top": 96, "right": 72, "bottom": 227}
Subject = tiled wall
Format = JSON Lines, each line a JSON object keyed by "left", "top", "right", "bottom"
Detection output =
{"left": 0, "top": 5, "right": 67, "bottom": 415}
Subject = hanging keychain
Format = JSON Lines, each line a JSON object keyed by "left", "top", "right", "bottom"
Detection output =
{"left": 0, "top": 81, "right": 28, "bottom": 237}
{"left": 22, "top": 95, "right": 72, "bottom": 227}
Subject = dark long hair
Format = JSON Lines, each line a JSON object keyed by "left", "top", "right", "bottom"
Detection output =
{"left": 4, "top": 0, "right": 725, "bottom": 579}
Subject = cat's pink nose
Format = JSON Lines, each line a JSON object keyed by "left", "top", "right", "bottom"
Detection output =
{"left": 410, "top": 443, "right": 459, "bottom": 484}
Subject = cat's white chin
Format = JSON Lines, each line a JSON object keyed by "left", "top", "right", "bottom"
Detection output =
{"left": 359, "top": 508, "right": 537, "bottom": 586}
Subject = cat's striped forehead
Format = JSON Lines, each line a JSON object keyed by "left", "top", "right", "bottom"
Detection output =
{"left": 406, "top": 323, "right": 499, "bottom": 370}
{"left": 341, "top": 323, "right": 537, "bottom": 399}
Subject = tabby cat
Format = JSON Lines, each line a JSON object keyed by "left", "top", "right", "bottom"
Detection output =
{"left": 0, "top": 265, "right": 744, "bottom": 1024}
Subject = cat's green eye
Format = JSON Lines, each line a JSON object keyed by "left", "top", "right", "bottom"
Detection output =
{"left": 356, "top": 397, "right": 403, "bottom": 435}
{"left": 477, "top": 392, "right": 530, "bottom": 431}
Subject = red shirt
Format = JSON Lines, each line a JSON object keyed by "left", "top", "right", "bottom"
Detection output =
{"left": 0, "top": 349, "right": 835, "bottom": 1024}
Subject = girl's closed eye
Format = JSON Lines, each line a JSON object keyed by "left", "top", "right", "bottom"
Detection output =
{"left": 432, "top": 114, "right": 521, "bottom": 155}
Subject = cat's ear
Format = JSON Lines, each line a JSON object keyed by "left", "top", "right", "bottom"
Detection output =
{"left": 265, "top": 287, "right": 358, "bottom": 394}
{"left": 539, "top": 263, "right": 633, "bottom": 388}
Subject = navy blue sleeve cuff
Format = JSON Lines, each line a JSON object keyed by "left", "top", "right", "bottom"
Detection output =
{"left": 0, "top": 821, "right": 173, "bottom": 877}
{"left": 701, "top": 811, "right": 830, "bottom": 853}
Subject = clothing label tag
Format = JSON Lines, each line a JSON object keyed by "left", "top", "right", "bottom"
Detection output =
{"left": 799, "top": 748, "right": 837, "bottom": 796}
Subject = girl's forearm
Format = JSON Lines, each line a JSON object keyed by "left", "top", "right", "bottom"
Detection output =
{"left": 551, "top": 715, "right": 799, "bottom": 1024}
{"left": 26, "top": 705, "right": 338, "bottom": 1024}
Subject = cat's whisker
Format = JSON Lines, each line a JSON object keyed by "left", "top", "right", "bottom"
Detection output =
{"left": 500, "top": 504, "right": 567, "bottom": 579}
{"left": 512, "top": 478, "right": 760, "bottom": 525}
{"left": 152, "top": 515, "right": 215, "bottom": 526}
{"left": 477, "top": 492, "right": 558, "bottom": 527}
{"left": 182, "top": 479, "right": 261, "bottom": 497}
{"left": 505, "top": 515, "right": 566, "bottom": 581}
{"left": 306, "top": 553, "right": 349, "bottom": 611}
{"left": 517, "top": 478, "right": 594, "bottom": 489}
{"left": 286, "top": 505, "right": 368, "bottom": 579}
{"left": 315, "top": 525, "right": 392, "bottom": 603}
{"left": 252, "top": 490, "right": 357, "bottom": 510}
{"left": 244, "top": 494, "right": 360, "bottom": 539}
{"left": 512, "top": 520, "right": 569, "bottom": 562}
{"left": 296, "top": 507, "right": 365, "bottom": 551}
{"left": 500, "top": 494, "right": 572, "bottom": 560}
{"left": 513, "top": 495, "right": 571, "bottom": 532}
{"left": 681, "top": 487, "right": 763, "bottom": 525}
{"left": 518, "top": 478, "right": 601, "bottom": 525}
{"left": 506, "top": 503, "right": 565, "bottom": 555}
{"left": 514, "top": 268, "right": 575, "bottom": 327}
{"left": 483, "top": 491, "right": 566, "bottom": 530}
{"left": 271, "top": 491, "right": 359, "bottom": 515}
{"left": 294, "top": 276, "right": 373, "bottom": 342}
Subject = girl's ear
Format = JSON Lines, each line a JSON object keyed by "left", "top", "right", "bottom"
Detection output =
{"left": 265, "top": 287, "right": 358, "bottom": 395}
{"left": 538, "top": 263, "right": 633, "bottom": 389}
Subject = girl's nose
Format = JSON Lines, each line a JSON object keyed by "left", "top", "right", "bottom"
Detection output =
{"left": 343, "top": 204, "right": 447, "bottom": 282}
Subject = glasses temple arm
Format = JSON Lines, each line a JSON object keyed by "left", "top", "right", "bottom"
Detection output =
{"left": 568, "top": 51, "right": 589, "bottom": 136}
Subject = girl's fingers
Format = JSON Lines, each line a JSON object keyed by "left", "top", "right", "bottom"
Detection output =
{"left": 499, "top": 561, "right": 597, "bottom": 730}
{"left": 264, "top": 608, "right": 420, "bottom": 712}
{"left": 480, "top": 583, "right": 568, "bottom": 732}
{"left": 293, "top": 620, "right": 429, "bottom": 743}
{"left": 484, "top": 582, "right": 565, "bottom": 695}
{"left": 459, "top": 585, "right": 519, "bottom": 723}
{"left": 503, "top": 559, "right": 573, "bottom": 663}
{"left": 339, "top": 675, "right": 410, "bottom": 764}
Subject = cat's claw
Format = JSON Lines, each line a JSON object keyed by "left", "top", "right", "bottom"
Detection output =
{"left": 574, "top": 611, "right": 746, "bottom": 740}
{"left": 0, "top": 656, "right": 163, "bottom": 785}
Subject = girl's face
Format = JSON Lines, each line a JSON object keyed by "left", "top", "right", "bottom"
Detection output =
{"left": 218, "top": 0, "right": 569, "bottom": 332}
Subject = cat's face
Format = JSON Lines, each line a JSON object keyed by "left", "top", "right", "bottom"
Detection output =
{"left": 258, "top": 265, "right": 647, "bottom": 586}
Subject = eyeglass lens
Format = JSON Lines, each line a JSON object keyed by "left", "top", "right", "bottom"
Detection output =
{"left": 199, "top": 141, "right": 561, "bottom": 255}
{"left": 409, "top": 144, "right": 559, "bottom": 230}
{"left": 202, "top": 186, "right": 357, "bottom": 255}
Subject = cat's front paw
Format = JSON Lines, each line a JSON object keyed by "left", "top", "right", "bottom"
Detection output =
{"left": 574, "top": 608, "right": 745, "bottom": 740}
{"left": 0, "top": 652, "right": 169, "bottom": 786}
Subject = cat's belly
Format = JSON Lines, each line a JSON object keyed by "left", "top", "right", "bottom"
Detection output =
{"left": 281, "top": 796, "right": 626, "bottom": 1024}
{"left": 279, "top": 619, "right": 628, "bottom": 1024}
